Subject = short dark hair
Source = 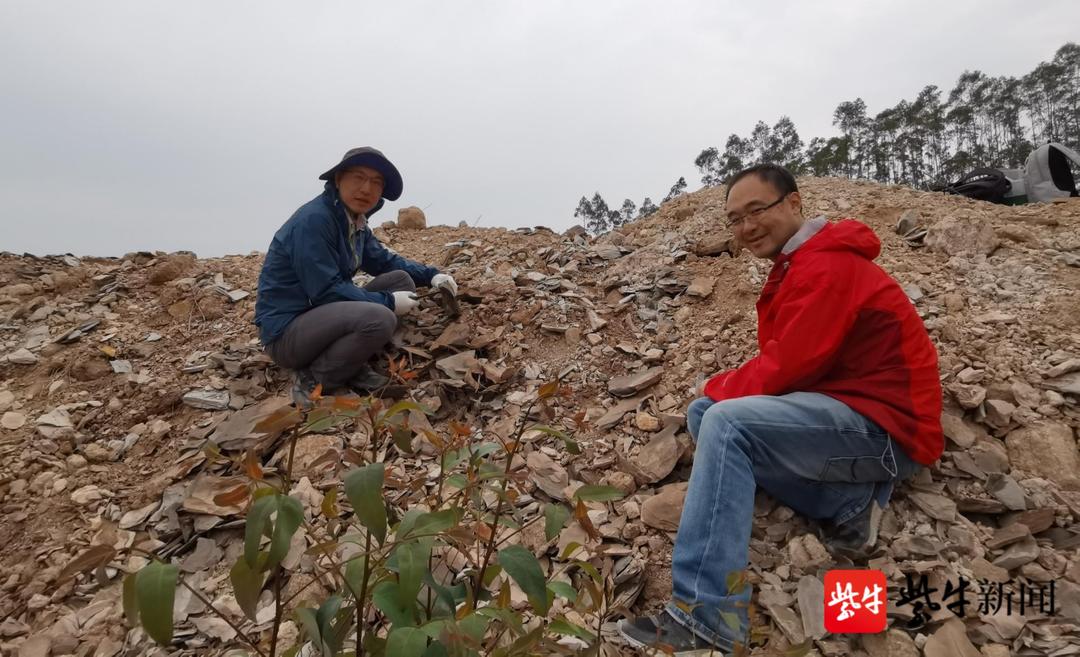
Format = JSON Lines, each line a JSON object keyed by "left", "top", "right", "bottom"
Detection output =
{"left": 724, "top": 163, "right": 798, "bottom": 202}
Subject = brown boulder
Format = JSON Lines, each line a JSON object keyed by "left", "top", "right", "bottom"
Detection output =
{"left": 148, "top": 253, "right": 196, "bottom": 285}
{"left": 925, "top": 216, "right": 999, "bottom": 256}
{"left": 70, "top": 358, "right": 112, "bottom": 382}
{"left": 398, "top": 206, "right": 427, "bottom": 230}
{"left": 1005, "top": 422, "right": 1080, "bottom": 489}
{"left": 640, "top": 482, "right": 687, "bottom": 532}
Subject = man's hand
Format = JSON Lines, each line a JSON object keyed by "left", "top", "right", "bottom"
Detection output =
{"left": 431, "top": 273, "right": 458, "bottom": 297}
{"left": 392, "top": 291, "right": 419, "bottom": 316}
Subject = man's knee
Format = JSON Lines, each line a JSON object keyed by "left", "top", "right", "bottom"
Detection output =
{"left": 697, "top": 397, "right": 772, "bottom": 445}
{"left": 391, "top": 270, "right": 416, "bottom": 292}
{"left": 342, "top": 303, "right": 397, "bottom": 341}
{"left": 384, "top": 270, "right": 416, "bottom": 292}
{"left": 687, "top": 397, "right": 715, "bottom": 440}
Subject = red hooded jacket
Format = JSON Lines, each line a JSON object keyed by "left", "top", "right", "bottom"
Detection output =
{"left": 703, "top": 219, "right": 944, "bottom": 465}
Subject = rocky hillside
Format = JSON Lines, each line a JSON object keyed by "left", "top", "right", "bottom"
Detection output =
{"left": 1, "top": 178, "right": 1079, "bottom": 656}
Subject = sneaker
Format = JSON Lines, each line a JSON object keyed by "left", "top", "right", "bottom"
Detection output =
{"left": 347, "top": 366, "right": 389, "bottom": 392}
{"left": 290, "top": 369, "right": 318, "bottom": 410}
{"left": 821, "top": 500, "right": 883, "bottom": 560}
{"left": 618, "top": 613, "right": 728, "bottom": 656}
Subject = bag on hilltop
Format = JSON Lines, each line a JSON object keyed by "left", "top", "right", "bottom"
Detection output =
{"left": 940, "top": 168, "right": 1012, "bottom": 204}
{"left": 1024, "top": 142, "right": 1080, "bottom": 203}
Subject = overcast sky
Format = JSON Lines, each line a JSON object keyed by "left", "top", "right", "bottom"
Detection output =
{"left": 2, "top": 1, "right": 1077, "bottom": 258}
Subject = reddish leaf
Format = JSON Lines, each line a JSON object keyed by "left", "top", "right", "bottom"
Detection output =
{"left": 538, "top": 380, "right": 559, "bottom": 399}
{"left": 252, "top": 405, "right": 302, "bottom": 434}
{"left": 213, "top": 484, "right": 251, "bottom": 507}
{"left": 450, "top": 421, "right": 472, "bottom": 437}
{"left": 306, "top": 448, "right": 341, "bottom": 472}
{"left": 422, "top": 429, "right": 445, "bottom": 451}
{"left": 343, "top": 448, "right": 366, "bottom": 466}
{"left": 330, "top": 395, "right": 363, "bottom": 411}
{"left": 58, "top": 545, "right": 116, "bottom": 583}
{"left": 244, "top": 450, "right": 263, "bottom": 480}
{"left": 572, "top": 410, "right": 589, "bottom": 432}
{"left": 473, "top": 522, "right": 494, "bottom": 542}
{"left": 574, "top": 499, "right": 599, "bottom": 541}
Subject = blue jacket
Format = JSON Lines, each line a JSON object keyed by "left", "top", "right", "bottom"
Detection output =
{"left": 254, "top": 183, "right": 439, "bottom": 345}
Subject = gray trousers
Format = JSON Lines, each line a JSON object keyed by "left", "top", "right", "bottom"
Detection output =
{"left": 266, "top": 271, "right": 415, "bottom": 388}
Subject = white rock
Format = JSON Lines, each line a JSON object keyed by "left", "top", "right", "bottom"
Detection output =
{"left": 7, "top": 348, "right": 38, "bottom": 365}
{"left": 2, "top": 411, "right": 27, "bottom": 430}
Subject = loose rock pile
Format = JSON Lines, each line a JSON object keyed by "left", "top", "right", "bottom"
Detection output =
{"left": 1, "top": 177, "right": 1079, "bottom": 656}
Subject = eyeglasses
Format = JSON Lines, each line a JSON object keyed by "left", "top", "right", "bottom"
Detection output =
{"left": 340, "top": 171, "right": 384, "bottom": 189}
{"left": 726, "top": 193, "right": 788, "bottom": 229}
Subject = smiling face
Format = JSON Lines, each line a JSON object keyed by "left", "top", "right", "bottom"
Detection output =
{"left": 335, "top": 166, "right": 385, "bottom": 216}
{"left": 725, "top": 173, "right": 805, "bottom": 260}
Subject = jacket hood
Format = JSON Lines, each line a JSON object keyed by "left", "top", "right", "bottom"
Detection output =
{"left": 799, "top": 219, "right": 881, "bottom": 261}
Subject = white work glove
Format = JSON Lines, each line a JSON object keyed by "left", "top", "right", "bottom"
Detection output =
{"left": 392, "top": 291, "right": 419, "bottom": 316}
{"left": 431, "top": 273, "right": 458, "bottom": 297}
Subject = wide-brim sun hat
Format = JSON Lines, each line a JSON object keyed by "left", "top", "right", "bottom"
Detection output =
{"left": 318, "top": 146, "right": 403, "bottom": 201}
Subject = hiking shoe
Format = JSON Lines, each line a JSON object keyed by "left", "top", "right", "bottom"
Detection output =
{"left": 347, "top": 366, "right": 389, "bottom": 392}
{"left": 290, "top": 369, "right": 318, "bottom": 410}
{"left": 618, "top": 613, "right": 728, "bottom": 656}
{"left": 821, "top": 500, "right": 883, "bottom": 560}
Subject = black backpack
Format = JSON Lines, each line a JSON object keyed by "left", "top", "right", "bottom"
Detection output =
{"left": 940, "top": 168, "right": 1012, "bottom": 204}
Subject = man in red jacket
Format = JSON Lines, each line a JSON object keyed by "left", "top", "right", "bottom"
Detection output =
{"left": 620, "top": 164, "right": 943, "bottom": 655}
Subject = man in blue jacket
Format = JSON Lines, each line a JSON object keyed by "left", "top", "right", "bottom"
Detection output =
{"left": 254, "top": 147, "right": 457, "bottom": 406}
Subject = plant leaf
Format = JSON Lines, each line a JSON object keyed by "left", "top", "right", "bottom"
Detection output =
{"left": 372, "top": 580, "right": 413, "bottom": 628}
{"left": 316, "top": 596, "right": 343, "bottom": 654}
{"left": 380, "top": 399, "right": 428, "bottom": 423}
{"left": 386, "top": 627, "right": 429, "bottom": 657}
{"left": 543, "top": 503, "right": 570, "bottom": 541}
{"left": 392, "top": 424, "right": 416, "bottom": 453}
{"left": 396, "top": 540, "right": 432, "bottom": 618}
{"left": 572, "top": 484, "right": 626, "bottom": 503}
{"left": 244, "top": 494, "right": 277, "bottom": 570}
{"left": 122, "top": 571, "right": 139, "bottom": 626}
{"left": 549, "top": 617, "right": 596, "bottom": 642}
{"left": 253, "top": 405, "right": 303, "bottom": 434}
{"left": 528, "top": 424, "right": 569, "bottom": 440}
{"left": 344, "top": 463, "right": 387, "bottom": 545}
{"left": 135, "top": 561, "right": 177, "bottom": 645}
{"left": 344, "top": 555, "right": 367, "bottom": 600}
{"left": 547, "top": 581, "right": 578, "bottom": 602}
{"left": 574, "top": 499, "right": 599, "bottom": 541}
{"left": 320, "top": 488, "right": 339, "bottom": 518}
{"left": 294, "top": 607, "right": 322, "bottom": 653}
{"left": 497, "top": 545, "right": 549, "bottom": 615}
{"left": 230, "top": 553, "right": 267, "bottom": 619}
{"left": 58, "top": 544, "right": 116, "bottom": 583}
{"left": 537, "top": 381, "right": 559, "bottom": 399}
{"left": 244, "top": 450, "right": 264, "bottom": 480}
{"left": 213, "top": 484, "right": 250, "bottom": 508}
{"left": 303, "top": 411, "right": 353, "bottom": 434}
{"left": 267, "top": 495, "right": 304, "bottom": 571}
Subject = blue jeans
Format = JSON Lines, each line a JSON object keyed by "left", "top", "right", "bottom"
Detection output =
{"left": 666, "top": 393, "right": 922, "bottom": 650}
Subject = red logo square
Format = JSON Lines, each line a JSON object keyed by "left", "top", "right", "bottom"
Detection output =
{"left": 824, "top": 569, "right": 887, "bottom": 634}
